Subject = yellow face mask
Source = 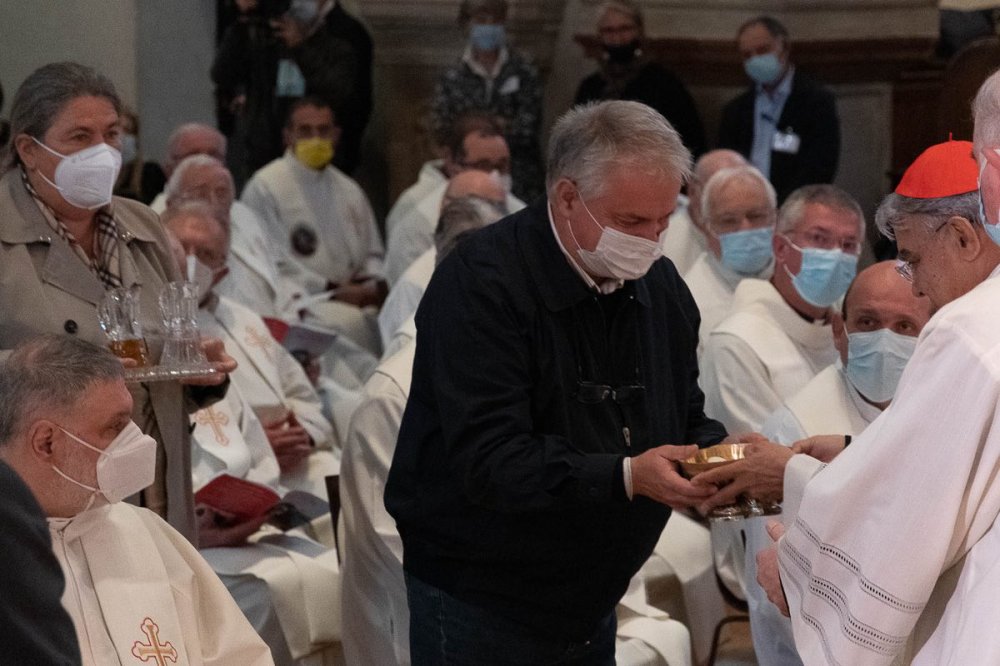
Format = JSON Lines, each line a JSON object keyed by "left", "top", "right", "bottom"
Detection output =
{"left": 294, "top": 137, "right": 334, "bottom": 170}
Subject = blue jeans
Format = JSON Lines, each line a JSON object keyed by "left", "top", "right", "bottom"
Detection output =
{"left": 405, "top": 573, "right": 616, "bottom": 665}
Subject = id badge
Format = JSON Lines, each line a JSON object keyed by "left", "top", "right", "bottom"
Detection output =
{"left": 772, "top": 129, "right": 801, "bottom": 155}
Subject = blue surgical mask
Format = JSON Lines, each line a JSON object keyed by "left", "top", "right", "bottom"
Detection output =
{"left": 744, "top": 52, "right": 783, "bottom": 86}
{"left": 470, "top": 23, "right": 506, "bottom": 52}
{"left": 977, "top": 159, "right": 1000, "bottom": 247}
{"left": 718, "top": 227, "right": 774, "bottom": 275}
{"left": 288, "top": 0, "right": 319, "bottom": 24}
{"left": 783, "top": 239, "right": 858, "bottom": 307}
{"left": 120, "top": 133, "right": 138, "bottom": 165}
{"left": 845, "top": 329, "right": 917, "bottom": 404}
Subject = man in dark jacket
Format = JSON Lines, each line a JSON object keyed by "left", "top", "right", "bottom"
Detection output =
{"left": 386, "top": 100, "right": 733, "bottom": 665}
{"left": 718, "top": 16, "right": 840, "bottom": 203}
{"left": 0, "top": 459, "right": 81, "bottom": 665}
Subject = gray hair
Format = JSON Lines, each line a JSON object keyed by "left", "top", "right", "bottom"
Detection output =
{"left": 547, "top": 100, "right": 692, "bottom": 196}
{"left": 700, "top": 165, "right": 777, "bottom": 224}
{"left": 163, "top": 154, "right": 232, "bottom": 204}
{"left": 596, "top": 0, "right": 644, "bottom": 31}
{"left": 0, "top": 335, "right": 123, "bottom": 445}
{"left": 777, "top": 184, "right": 865, "bottom": 236}
{"left": 5, "top": 61, "right": 122, "bottom": 172}
{"left": 874, "top": 191, "right": 981, "bottom": 239}
{"left": 458, "top": 0, "right": 507, "bottom": 25}
{"left": 973, "top": 68, "right": 1000, "bottom": 156}
{"left": 434, "top": 195, "right": 503, "bottom": 264}
{"left": 165, "top": 123, "right": 226, "bottom": 172}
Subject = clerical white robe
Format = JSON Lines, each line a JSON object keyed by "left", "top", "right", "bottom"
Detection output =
{"left": 340, "top": 339, "right": 416, "bottom": 666}
{"left": 241, "top": 151, "right": 384, "bottom": 293}
{"left": 382, "top": 179, "right": 524, "bottom": 286}
{"left": 153, "top": 195, "right": 297, "bottom": 319}
{"left": 384, "top": 159, "right": 447, "bottom": 239}
{"left": 221, "top": 201, "right": 300, "bottom": 318}
{"left": 682, "top": 250, "right": 773, "bottom": 351}
{"left": 49, "top": 502, "right": 273, "bottom": 666}
{"left": 197, "top": 295, "right": 338, "bottom": 496}
{"left": 377, "top": 247, "right": 436, "bottom": 349}
{"left": 701, "top": 278, "right": 838, "bottom": 433}
{"left": 191, "top": 387, "right": 342, "bottom": 666}
{"left": 662, "top": 197, "right": 705, "bottom": 276}
{"left": 778, "top": 266, "right": 1000, "bottom": 665}
{"left": 738, "top": 364, "right": 881, "bottom": 666}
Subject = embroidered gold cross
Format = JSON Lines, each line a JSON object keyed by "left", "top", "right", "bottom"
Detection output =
{"left": 131, "top": 617, "right": 178, "bottom": 665}
{"left": 244, "top": 326, "right": 274, "bottom": 362}
{"left": 195, "top": 407, "right": 230, "bottom": 446}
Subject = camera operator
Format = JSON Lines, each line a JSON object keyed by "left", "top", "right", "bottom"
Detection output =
{"left": 212, "top": 0, "right": 372, "bottom": 188}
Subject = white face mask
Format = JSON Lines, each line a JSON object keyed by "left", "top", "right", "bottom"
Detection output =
{"left": 187, "top": 254, "right": 219, "bottom": 303}
{"left": 51, "top": 421, "right": 157, "bottom": 506}
{"left": 570, "top": 189, "right": 663, "bottom": 280}
{"left": 489, "top": 169, "right": 513, "bottom": 197}
{"left": 844, "top": 328, "right": 918, "bottom": 404}
{"left": 32, "top": 138, "right": 122, "bottom": 210}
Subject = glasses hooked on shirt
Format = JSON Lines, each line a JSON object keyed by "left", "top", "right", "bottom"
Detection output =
{"left": 574, "top": 381, "right": 645, "bottom": 405}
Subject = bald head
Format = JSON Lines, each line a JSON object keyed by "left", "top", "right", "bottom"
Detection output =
{"left": 835, "top": 260, "right": 932, "bottom": 366}
{"left": 444, "top": 169, "right": 506, "bottom": 210}
{"left": 690, "top": 149, "right": 748, "bottom": 229}
{"left": 165, "top": 123, "right": 227, "bottom": 177}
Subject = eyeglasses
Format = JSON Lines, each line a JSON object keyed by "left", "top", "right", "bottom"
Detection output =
{"left": 709, "top": 209, "right": 774, "bottom": 235}
{"left": 458, "top": 159, "right": 510, "bottom": 174}
{"left": 574, "top": 381, "right": 645, "bottom": 405}
{"left": 787, "top": 229, "right": 861, "bottom": 255}
{"left": 894, "top": 219, "right": 949, "bottom": 283}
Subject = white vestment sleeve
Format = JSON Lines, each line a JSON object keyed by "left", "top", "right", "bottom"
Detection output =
{"left": 147, "top": 511, "right": 276, "bottom": 665}
{"left": 778, "top": 315, "right": 1000, "bottom": 665}
{"left": 273, "top": 343, "right": 336, "bottom": 450}
{"left": 702, "top": 332, "right": 785, "bottom": 432}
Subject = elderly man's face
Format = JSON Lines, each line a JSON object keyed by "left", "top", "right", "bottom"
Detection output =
{"left": 169, "top": 214, "right": 229, "bottom": 272}
{"left": 561, "top": 164, "right": 681, "bottom": 250}
{"left": 171, "top": 129, "right": 226, "bottom": 169}
{"left": 774, "top": 202, "right": 862, "bottom": 275}
{"left": 44, "top": 378, "right": 133, "bottom": 515}
{"left": 894, "top": 217, "right": 968, "bottom": 313}
{"left": 175, "top": 164, "right": 235, "bottom": 223}
{"left": 704, "top": 177, "right": 776, "bottom": 258}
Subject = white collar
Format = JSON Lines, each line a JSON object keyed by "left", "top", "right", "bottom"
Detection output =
{"left": 547, "top": 200, "right": 623, "bottom": 295}
{"left": 462, "top": 45, "right": 509, "bottom": 80}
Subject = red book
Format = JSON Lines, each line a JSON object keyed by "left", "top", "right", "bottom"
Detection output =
{"left": 194, "top": 474, "right": 281, "bottom": 522}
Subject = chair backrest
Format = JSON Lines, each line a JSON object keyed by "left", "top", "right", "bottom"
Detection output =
{"left": 324, "top": 474, "right": 342, "bottom": 563}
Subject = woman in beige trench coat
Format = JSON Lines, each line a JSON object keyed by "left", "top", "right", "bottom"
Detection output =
{"left": 0, "top": 62, "right": 235, "bottom": 543}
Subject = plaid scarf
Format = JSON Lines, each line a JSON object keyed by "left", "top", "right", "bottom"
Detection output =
{"left": 21, "top": 169, "right": 123, "bottom": 289}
